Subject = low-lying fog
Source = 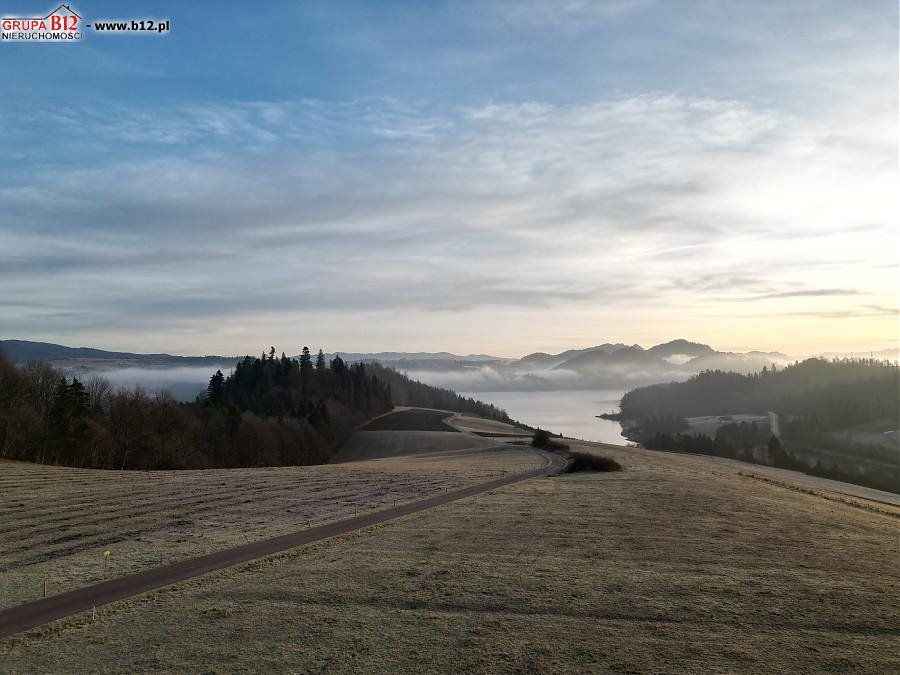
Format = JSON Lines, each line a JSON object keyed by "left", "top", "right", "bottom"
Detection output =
{"left": 68, "top": 363, "right": 685, "bottom": 402}
{"left": 63, "top": 364, "right": 631, "bottom": 443}
{"left": 400, "top": 366, "right": 686, "bottom": 392}
{"left": 66, "top": 365, "right": 234, "bottom": 401}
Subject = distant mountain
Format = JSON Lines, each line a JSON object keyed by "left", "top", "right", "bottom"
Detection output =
{"left": 0, "top": 340, "right": 242, "bottom": 402}
{"left": 493, "top": 339, "right": 793, "bottom": 391}
{"left": 374, "top": 339, "right": 788, "bottom": 391}
{"left": 553, "top": 345, "right": 652, "bottom": 372}
{"left": 542, "top": 341, "right": 706, "bottom": 371}
{"left": 0, "top": 341, "right": 507, "bottom": 368}
{"left": 516, "top": 352, "right": 560, "bottom": 369}
{"left": 514, "top": 343, "right": 634, "bottom": 371}
{"left": 0, "top": 340, "right": 235, "bottom": 367}
{"left": 6, "top": 337, "right": 876, "bottom": 396}
{"left": 323, "top": 351, "right": 502, "bottom": 363}
{"left": 646, "top": 339, "right": 716, "bottom": 359}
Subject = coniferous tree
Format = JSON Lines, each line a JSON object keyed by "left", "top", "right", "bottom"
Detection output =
{"left": 0, "top": 345, "right": 531, "bottom": 472}
{"left": 299, "top": 347, "right": 313, "bottom": 397}
{"left": 207, "top": 370, "right": 226, "bottom": 406}
{"left": 767, "top": 435, "right": 789, "bottom": 467}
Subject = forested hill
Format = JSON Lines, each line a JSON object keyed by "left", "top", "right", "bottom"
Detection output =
{"left": 0, "top": 347, "right": 511, "bottom": 470}
{"left": 619, "top": 358, "right": 898, "bottom": 426}
{"left": 618, "top": 358, "right": 898, "bottom": 492}
{"left": 364, "top": 362, "right": 512, "bottom": 421}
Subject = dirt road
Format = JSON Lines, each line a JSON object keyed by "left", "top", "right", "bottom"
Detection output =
{"left": 0, "top": 451, "right": 564, "bottom": 640}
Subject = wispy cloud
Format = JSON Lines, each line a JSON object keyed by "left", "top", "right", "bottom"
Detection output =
{"left": 1, "top": 1, "right": 896, "bottom": 355}
{"left": 780, "top": 305, "right": 899, "bottom": 319}
{"left": 2, "top": 91, "right": 895, "bottom": 352}
{"left": 739, "top": 289, "right": 861, "bottom": 302}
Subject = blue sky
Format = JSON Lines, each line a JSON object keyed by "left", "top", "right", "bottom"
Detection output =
{"left": 1, "top": 1, "right": 896, "bottom": 356}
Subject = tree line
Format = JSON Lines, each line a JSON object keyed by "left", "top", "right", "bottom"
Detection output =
{"left": 644, "top": 422, "right": 785, "bottom": 466}
{"left": 620, "top": 358, "right": 899, "bottom": 493}
{"left": 619, "top": 358, "right": 898, "bottom": 423}
{"left": 0, "top": 347, "right": 512, "bottom": 470}
{"left": 644, "top": 426, "right": 896, "bottom": 493}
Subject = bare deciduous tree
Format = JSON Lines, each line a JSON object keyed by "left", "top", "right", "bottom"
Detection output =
{"left": 86, "top": 375, "right": 112, "bottom": 414}
{"left": 23, "top": 361, "right": 58, "bottom": 463}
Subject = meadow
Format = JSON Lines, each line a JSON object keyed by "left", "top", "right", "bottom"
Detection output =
{"left": 0, "top": 436, "right": 539, "bottom": 612}
{"left": 2, "top": 436, "right": 896, "bottom": 672}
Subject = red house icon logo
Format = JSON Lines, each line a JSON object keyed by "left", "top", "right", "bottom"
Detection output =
{"left": 1, "top": 4, "right": 83, "bottom": 41}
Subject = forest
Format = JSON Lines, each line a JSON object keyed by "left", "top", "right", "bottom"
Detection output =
{"left": 0, "top": 347, "right": 511, "bottom": 470}
{"left": 619, "top": 358, "right": 898, "bottom": 423}
{"left": 644, "top": 424, "right": 789, "bottom": 468}
{"left": 620, "top": 358, "right": 899, "bottom": 492}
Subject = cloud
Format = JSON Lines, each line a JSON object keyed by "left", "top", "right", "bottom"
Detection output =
{"left": 739, "top": 289, "right": 861, "bottom": 301}
{"left": 2, "top": 67, "right": 895, "bottom": 353}
{"left": 783, "top": 305, "right": 899, "bottom": 319}
{"left": 486, "top": 0, "right": 652, "bottom": 29}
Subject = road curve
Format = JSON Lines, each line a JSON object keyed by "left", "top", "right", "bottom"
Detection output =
{"left": 0, "top": 451, "right": 565, "bottom": 640}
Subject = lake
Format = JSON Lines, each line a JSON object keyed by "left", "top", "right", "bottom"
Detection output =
{"left": 460, "top": 389, "right": 629, "bottom": 444}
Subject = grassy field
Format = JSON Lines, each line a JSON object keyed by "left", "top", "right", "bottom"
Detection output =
{"left": 360, "top": 408, "right": 459, "bottom": 432}
{"left": 0, "top": 443, "right": 541, "bottom": 612}
{"left": 449, "top": 415, "right": 531, "bottom": 436}
{"left": 335, "top": 412, "right": 531, "bottom": 462}
{"left": 2, "top": 438, "right": 897, "bottom": 672}
{"left": 333, "top": 430, "right": 500, "bottom": 461}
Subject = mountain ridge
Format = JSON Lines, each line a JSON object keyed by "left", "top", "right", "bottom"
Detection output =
{"left": 1, "top": 338, "right": 887, "bottom": 395}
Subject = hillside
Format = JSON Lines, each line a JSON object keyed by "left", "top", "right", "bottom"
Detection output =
{"left": 646, "top": 338, "right": 716, "bottom": 359}
{"left": 3, "top": 440, "right": 897, "bottom": 672}
{"left": 4, "top": 339, "right": 891, "bottom": 398}
{"left": 618, "top": 358, "right": 899, "bottom": 492}
{"left": 0, "top": 348, "right": 511, "bottom": 471}
{"left": 618, "top": 358, "right": 898, "bottom": 420}
{"left": 356, "top": 339, "right": 797, "bottom": 392}
{"left": 0, "top": 340, "right": 234, "bottom": 367}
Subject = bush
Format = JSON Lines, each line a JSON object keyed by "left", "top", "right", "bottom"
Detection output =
{"left": 531, "top": 428, "right": 552, "bottom": 447}
{"left": 565, "top": 451, "right": 622, "bottom": 473}
{"left": 531, "top": 428, "right": 569, "bottom": 450}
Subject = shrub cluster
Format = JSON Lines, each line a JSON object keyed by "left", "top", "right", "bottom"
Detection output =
{"left": 565, "top": 451, "right": 622, "bottom": 473}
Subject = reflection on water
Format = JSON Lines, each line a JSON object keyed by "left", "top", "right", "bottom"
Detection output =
{"left": 460, "top": 389, "right": 628, "bottom": 445}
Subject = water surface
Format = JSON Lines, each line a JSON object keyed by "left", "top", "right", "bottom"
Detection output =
{"left": 461, "top": 389, "right": 628, "bottom": 444}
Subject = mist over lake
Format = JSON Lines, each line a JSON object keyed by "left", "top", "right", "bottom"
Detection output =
{"left": 460, "top": 389, "right": 629, "bottom": 444}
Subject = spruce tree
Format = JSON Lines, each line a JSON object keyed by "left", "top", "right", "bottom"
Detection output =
{"left": 207, "top": 370, "right": 226, "bottom": 406}
{"left": 299, "top": 347, "right": 313, "bottom": 398}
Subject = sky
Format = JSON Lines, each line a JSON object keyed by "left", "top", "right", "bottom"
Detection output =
{"left": 1, "top": 0, "right": 897, "bottom": 358}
